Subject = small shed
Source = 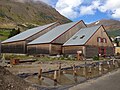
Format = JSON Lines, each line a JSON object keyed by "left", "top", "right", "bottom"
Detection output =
{"left": 27, "top": 20, "right": 86, "bottom": 55}
{"left": 63, "top": 25, "right": 114, "bottom": 58}
{"left": 1, "top": 22, "right": 59, "bottom": 54}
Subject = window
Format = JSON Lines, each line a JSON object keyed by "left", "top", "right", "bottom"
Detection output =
{"left": 97, "top": 37, "right": 107, "bottom": 43}
{"left": 97, "top": 37, "right": 101, "bottom": 42}
{"left": 73, "top": 36, "right": 78, "bottom": 40}
{"left": 80, "top": 35, "right": 85, "bottom": 39}
{"left": 103, "top": 38, "right": 107, "bottom": 43}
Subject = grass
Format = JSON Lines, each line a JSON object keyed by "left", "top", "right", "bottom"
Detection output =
{"left": 1, "top": 54, "right": 76, "bottom": 62}
{"left": 0, "top": 30, "right": 10, "bottom": 36}
{"left": 0, "top": 36, "right": 8, "bottom": 41}
{"left": 0, "top": 30, "right": 10, "bottom": 41}
{"left": 2, "top": 54, "right": 32, "bottom": 60}
{"left": 107, "top": 29, "right": 120, "bottom": 37}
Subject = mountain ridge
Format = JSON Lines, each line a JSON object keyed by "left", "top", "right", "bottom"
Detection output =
{"left": 0, "top": 0, "right": 71, "bottom": 30}
{"left": 87, "top": 19, "right": 120, "bottom": 31}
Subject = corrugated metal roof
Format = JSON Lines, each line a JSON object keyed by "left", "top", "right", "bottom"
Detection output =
{"left": 63, "top": 25, "right": 101, "bottom": 46}
{"left": 2, "top": 22, "right": 56, "bottom": 43}
{"left": 28, "top": 21, "right": 79, "bottom": 45}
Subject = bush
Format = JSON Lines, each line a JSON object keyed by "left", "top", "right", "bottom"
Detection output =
{"left": 93, "top": 56, "right": 99, "bottom": 61}
{"left": 8, "top": 28, "right": 20, "bottom": 38}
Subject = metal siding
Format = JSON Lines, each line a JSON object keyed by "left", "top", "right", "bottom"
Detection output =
{"left": 28, "top": 21, "right": 80, "bottom": 45}
{"left": 2, "top": 22, "right": 57, "bottom": 43}
{"left": 52, "top": 22, "right": 86, "bottom": 44}
{"left": 63, "top": 25, "right": 101, "bottom": 46}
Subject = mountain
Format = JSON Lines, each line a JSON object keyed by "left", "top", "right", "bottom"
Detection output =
{"left": 87, "top": 19, "right": 120, "bottom": 31}
{"left": 0, "top": 0, "right": 71, "bottom": 30}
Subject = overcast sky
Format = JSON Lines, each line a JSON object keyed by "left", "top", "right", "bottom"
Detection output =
{"left": 28, "top": 0, "right": 120, "bottom": 23}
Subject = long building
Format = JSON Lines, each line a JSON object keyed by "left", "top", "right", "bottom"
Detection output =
{"left": 27, "top": 20, "right": 86, "bottom": 55}
{"left": 1, "top": 22, "right": 59, "bottom": 54}
{"left": 63, "top": 25, "right": 114, "bottom": 58}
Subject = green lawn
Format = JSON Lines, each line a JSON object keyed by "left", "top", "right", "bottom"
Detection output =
{"left": 0, "top": 30, "right": 10, "bottom": 41}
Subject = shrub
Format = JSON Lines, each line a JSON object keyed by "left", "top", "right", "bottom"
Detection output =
{"left": 93, "top": 56, "right": 99, "bottom": 61}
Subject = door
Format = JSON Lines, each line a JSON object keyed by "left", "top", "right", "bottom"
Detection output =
{"left": 98, "top": 47, "right": 106, "bottom": 57}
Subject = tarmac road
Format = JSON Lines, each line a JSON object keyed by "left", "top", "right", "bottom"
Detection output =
{"left": 69, "top": 69, "right": 120, "bottom": 90}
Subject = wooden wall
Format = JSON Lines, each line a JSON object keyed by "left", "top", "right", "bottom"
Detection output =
{"left": 63, "top": 45, "right": 114, "bottom": 58}
{"left": 85, "top": 45, "right": 98, "bottom": 58}
{"left": 63, "top": 26, "right": 114, "bottom": 58}
{"left": 50, "top": 44, "right": 62, "bottom": 55}
{"left": 1, "top": 41, "right": 26, "bottom": 53}
{"left": 27, "top": 44, "right": 62, "bottom": 55}
{"left": 63, "top": 46, "right": 84, "bottom": 54}
{"left": 1, "top": 22, "right": 59, "bottom": 54}
{"left": 86, "top": 46, "right": 114, "bottom": 58}
{"left": 106, "top": 47, "right": 114, "bottom": 55}
{"left": 52, "top": 21, "right": 86, "bottom": 44}
{"left": 27, "top": 21, "right": 86, "bottom": 55}
{"left": 86, "top": 26, "right": 113, "bottom": 47}
{"left": 27, "top": 44, "right": 49, "bottom": 54}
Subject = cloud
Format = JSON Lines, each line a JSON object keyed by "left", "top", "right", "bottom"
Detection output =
{"left": 99, "top": 0, "right": 120, "bottom": 18}
{"left": 79, "top": 0, "right": 120, "bottom": 19}
{"left": 80, "top": 0, "right": 100, "bottom": 15}
{"left": 99, "top": 0, "right": 120, "bottom": 12}
{"left": 55, "top": 0, "right": 83, "bottom": 19}
{"left": 111, "top": 8, "right": 120, "bottom": 18}
{"left": 14, "top": 0, "right": 120, "bottom": 19}
{"left": 38, "top": 0, "right": 120, "bottom": 19}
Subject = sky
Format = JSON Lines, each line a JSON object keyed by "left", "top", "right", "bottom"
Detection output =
{"left": 30, "top": 0, "right": 120, "bottom": 23}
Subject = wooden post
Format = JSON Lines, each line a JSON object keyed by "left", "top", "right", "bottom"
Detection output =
{"left": 58, "top": 63, "right": 61, "bottom": 83}
{"left": 107, "top": 61, "right": 110, "bottom": 70}
{"left": 99, "top": 62, "right": 103, "bottom": 75}
{"left": 72, "top": 64, "right": 77, "bottom": 82}
{"left": 112, "top": 60, "right": 115, "bottom": 69}
{"left": 73, "top": 64, "right": 75, "bottom": 71}
{"left": 38, "top": 65, "right": 42, "bottom": 80}
{"left": 88, "top": 65, "right": 92, "bottom": 73}
{"left": 54, "top": 70, "right": 57, "bottom": 86}
{"left": 77, "top": 53, "right": 80, "bottom": 60}
{"left": 114, "top": 60, "right": 119, "bottom": 68}
{"left": 58, "top": 63, "right": 61, "bottom": 75}
{"left": 77, "top": 51, "right": 83, "bottom": 60}
{"left": 83, "top": 62, "right": 87, "bottom": 78}
{"left": 73, "top": 64, "right": 77, "bottom": 76}
{"left": 96, "top": 63, "right": 100, "bottom": 76}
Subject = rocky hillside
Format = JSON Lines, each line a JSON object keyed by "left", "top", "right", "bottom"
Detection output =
{"left": 0, "top": 0, "right": 71, "bottom": 29}
{"left": 87, "top": 19, "right": 120, "bottom": 31}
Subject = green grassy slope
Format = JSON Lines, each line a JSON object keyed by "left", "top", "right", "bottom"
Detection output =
{"left": 107, "top": 29, "right": 120, "bottom": 37}
{"left": 0, "top": 0, "right": 71, "bottom": 41}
